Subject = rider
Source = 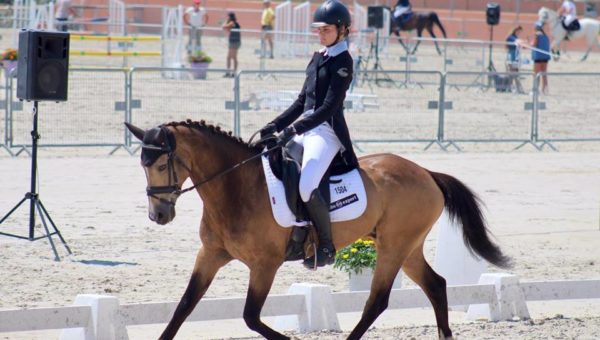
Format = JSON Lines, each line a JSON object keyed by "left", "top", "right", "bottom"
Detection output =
{"left": 558, "top": 0, "right": 580, "bottom": 32}
{"left": 393, "top": 0, "right": 413, "bottom": 29}
{"left": 260, "top": 0, "right": 358, "bottom": 268}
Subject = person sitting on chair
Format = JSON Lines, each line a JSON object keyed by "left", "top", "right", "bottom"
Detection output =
{"left": 558, "top": 0, "right": 580, "bottom": 33}
{"left": 259, "top": 0, "right": 358, "bottom": 269}
{"left": 393, "top": 0, "right": 413, "bottom": 29}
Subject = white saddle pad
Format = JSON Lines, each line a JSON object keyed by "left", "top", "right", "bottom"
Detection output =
{"left": 261, "top": 154, "right": 367, "bottom": 227}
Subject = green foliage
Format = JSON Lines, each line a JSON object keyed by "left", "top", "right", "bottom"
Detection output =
{"left": 333, "top": 239, "right": 377, "bottom": 275}
{"left": 1, "top": 48, "right": 17, "bottom": 61}
{"left": 187, "top": 50, "right": 212, "bottom": 63}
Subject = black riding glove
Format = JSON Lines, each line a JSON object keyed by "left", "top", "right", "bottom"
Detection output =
{"left": 277, "top": 126, "right": 296, "bottom": 146}
{"left": 260, "top": 122, "right": 277, "bottom": 138}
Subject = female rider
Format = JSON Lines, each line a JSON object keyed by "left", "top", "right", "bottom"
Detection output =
{"left": 260, "top": 0, "right": 358, "bottom": 268}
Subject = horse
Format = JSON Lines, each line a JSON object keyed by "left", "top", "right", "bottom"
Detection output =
{"left": 538, "top": 7, "right": 600, "bottom": 61}
{"left": 389, "top": 10, "right": 447, "bottom": 55}
{"left": 125, "top": 120, "right": 511, "bottom": 340}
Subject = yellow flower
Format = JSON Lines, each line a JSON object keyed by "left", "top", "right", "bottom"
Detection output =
{"left": 342, "top": 254, "right": 349, "bottom": 259}
{"left": 351, "top": 248, "right": 358, "bottom": 253}
{"left": 355, "top": 239, "right": 363, "bottom": 244}
{"left": 364, "top": 240, "right": 374, "bottom": 245}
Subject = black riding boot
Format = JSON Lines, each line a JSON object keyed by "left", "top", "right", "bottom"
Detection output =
{"left": 302, "top": 189, "right": 336, "bottom": 269}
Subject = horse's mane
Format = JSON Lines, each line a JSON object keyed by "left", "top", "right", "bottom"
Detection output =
{"left": 164, "top": 119, "right": 261, "bottom": 152}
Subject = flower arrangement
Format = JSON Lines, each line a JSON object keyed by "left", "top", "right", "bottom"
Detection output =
{"left": 187, "top": 50, "right": 212, "bottom": 63}
{"left": 334, "top": 238, "right": 377, "bottom": 275}
{"left": 1, "top": 48, "right": 18, "bottom": 61}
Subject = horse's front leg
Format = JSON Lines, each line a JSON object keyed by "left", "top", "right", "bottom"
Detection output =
{"left": 393, "top": 30, "right": 411, "bottom": 54}
{"left": 243, "top": 260, "right": 288, "bottom": 340}
{"left": 411, "top": 29, "right": 423, "bottom": 55}
{"left": 159, "top": 246, "right": 232, "bottom": 340}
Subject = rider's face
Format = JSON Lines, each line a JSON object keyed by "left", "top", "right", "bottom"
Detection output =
{"left": 316, "top": 24, "right": 338, "bottom": 46}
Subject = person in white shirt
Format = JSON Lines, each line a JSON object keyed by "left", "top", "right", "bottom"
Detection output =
{"left": 558, "top": 0, "right": 580, "bottom": 31}
{"left": 393, "top": 0, "right": 413, "bottom": 28}
{"left": 184, "top": 0, "right": 209, "bottom": 54}
{"left": 55, "top": 0, "right": 77, "bottom": 32}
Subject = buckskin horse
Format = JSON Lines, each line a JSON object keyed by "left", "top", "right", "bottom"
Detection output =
{"left": 125, "top": 120, "right": 511, "bottom": 340}
{"left": 390, "top": 10, "right": 448, "bottom": 55}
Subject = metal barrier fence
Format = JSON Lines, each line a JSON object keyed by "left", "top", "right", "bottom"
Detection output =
{"left": 1, "top": 69, "right": 598, "bottom": 155}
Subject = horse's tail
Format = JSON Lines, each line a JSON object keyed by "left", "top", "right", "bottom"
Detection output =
{"left": 428, "top": 171, "right": 512, "bottom": 269}
{"left": 431, "top": 12, "right": 447, "bottom": 38}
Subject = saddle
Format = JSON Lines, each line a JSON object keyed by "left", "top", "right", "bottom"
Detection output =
{"left": 265, "top": 138, "right": 352, "bottom": 261}
{"left": 561, "top": 18, "right": 580, "bottom": 33}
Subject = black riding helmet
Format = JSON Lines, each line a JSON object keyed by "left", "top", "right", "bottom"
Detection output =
{"left": 311, "top": 0, "right": 351, "bottom": 28}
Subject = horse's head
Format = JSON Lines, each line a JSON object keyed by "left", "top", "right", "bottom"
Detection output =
{"left": 538, "top": 7, "right": 555, "bottom": 24}
{"left": 125, "top": 123, "right": 192, "bottom": 225}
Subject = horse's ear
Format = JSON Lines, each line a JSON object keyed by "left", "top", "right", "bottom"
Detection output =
{"left": 124, "top": 122, "right": 145, "bottom": 142}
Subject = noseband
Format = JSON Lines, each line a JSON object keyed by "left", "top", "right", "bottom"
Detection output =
{"left": 142, "top": 142, "right": 190, "bottom": 207}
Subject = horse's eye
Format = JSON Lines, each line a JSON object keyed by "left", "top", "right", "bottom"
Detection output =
{"left": 157, "top": 164, "right": 168, "bottom": 172}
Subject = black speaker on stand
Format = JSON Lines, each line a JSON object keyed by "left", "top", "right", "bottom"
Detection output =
{"left": 486, "top": 3, "right": 501, "bottom": 73}
{"left": 0, "top": 30, "right": 72, "bottom": 261}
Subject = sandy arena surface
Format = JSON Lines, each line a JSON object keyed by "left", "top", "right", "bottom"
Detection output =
{"left": 1, "top": 28, "right": 600, "bottom": 340}
{"left": 1, "top": 151, "right": 599, "bottom": 339}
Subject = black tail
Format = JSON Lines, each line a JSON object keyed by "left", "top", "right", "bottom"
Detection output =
{"left": 429, "top": 171, "right": 512, "bottom": 268}
{"left": 431, "top": 13, "right": 447, "bottom": 38}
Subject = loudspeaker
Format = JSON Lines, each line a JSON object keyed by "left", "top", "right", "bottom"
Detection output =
{"left": 367, "top": 6, "right": 384, "bottom": 29}
{"left": 486, "top": 3, "right": 501, "bottom": 26}
{"left": 17, "top": 30, "right": 70, "bottom": 102}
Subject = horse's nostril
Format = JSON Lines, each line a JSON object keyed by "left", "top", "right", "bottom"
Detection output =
{"left": 157, "top": 212, "right": 164, "bottom": 221}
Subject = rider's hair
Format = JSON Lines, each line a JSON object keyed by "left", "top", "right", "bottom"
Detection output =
{"left": 506, "top": 25, "right": 523, "bottom": 41}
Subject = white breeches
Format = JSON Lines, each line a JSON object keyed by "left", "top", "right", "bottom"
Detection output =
{"left": 293, "top": 123, "right": 342, "bottom": 202}
{"left": 563, "top": 14, "right": 576, "bottom": 26}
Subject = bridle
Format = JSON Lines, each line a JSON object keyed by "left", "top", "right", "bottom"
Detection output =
{"left": 142, "top": 128, "right": 278, "bottom": 206}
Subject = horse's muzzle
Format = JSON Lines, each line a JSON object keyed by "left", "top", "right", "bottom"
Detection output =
{"left": 149, "top": 203, "right": 176, "bottom": 225}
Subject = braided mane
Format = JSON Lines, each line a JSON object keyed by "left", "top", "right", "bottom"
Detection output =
{"left": 164, "top": 119, "right": 261, "bottom": 151}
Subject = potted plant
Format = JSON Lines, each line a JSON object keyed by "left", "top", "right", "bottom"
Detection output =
{"left": 1, "top": 48, "right": 18, "bottom": 77}
{"left": 187, "top": 50, "right": 212, "bottom": 80}
{"left": 334, "top": 238, "right": 402, "bottom": 291}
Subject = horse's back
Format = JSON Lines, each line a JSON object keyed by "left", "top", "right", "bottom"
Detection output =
{"left": 358, "top": 153, "right": 442, "bottom": 198}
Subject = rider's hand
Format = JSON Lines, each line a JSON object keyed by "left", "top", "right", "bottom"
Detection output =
{"left": 276, "top": 126, "right": 296, "bottom": 146}
{"left": 260, "top": 122, "right": 277, "bottom": 138}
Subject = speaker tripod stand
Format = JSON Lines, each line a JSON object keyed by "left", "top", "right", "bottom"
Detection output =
{"left": 0, "top": 101, "right": 72, "bottom": 261}
{"left": 357, "top": 29, "right": 396, "bottom": 88}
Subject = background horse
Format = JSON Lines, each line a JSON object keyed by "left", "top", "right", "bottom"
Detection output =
{"left": 125, "top": 120, "right": 511, "bottom": 340}
{"left": 390, "top": 10, "right": 447, "bottom": 55}
{"left": 538, "top": 7, "right": 600, "bottom": 61}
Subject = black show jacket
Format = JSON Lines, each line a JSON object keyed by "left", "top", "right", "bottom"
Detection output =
{"left": 271, "top": 50, "right": 359, "bottom": 172}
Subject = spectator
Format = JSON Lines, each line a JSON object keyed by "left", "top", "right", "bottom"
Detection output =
{"left": 184, "top": 0, "right": 208, "bottom": 54}
{"left": 531, "top": 21, "right": 551, "bottom": 95}
{"left": 505, "top": 25, "right": 525, "bottom": 94}
{"left": 261, "top": 0, "right": 275, "bottom": 59}
{"left": 222, "top": 12, "right": 241, "bottom": 78}
{"left": 55, "top": 0, "right": 76, "bottom": 32}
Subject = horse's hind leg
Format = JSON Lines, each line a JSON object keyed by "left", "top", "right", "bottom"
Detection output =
{"left": 580, "top": 47, "right": 591, "bottom": 61}
{"left": 403, "top": 247, "right": 453, "bottom": 339}
{"left": 347, "top": 250, "right": 406, "bottom": 340}
{"left": 244, "top": 261, "right": 289, "bottom": 340}
{"left": 428, "top": 27, "right": 442, "bottom": 55}
{"left": 159, "top": 247, "right": 232, "bottom": 340}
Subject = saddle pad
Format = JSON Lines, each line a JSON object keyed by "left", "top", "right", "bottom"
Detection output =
{"left": 261, "top": 154, "right": 367, "bottom": 227}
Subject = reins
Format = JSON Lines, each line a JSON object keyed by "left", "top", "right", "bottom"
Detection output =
{"left": 142, "top": 133, "right": 278, "bottom": 201}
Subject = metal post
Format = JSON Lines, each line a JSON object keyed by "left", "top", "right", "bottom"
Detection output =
{"left": 126, "top": 69, "right": 133, "bottom": 148}
{"left": 437, "top": 73, "right": 446, "bottom": 144}
{"left": 531, "top": 72, "right": 540, "bottom": 144}
{"left": 234, "top": 72, "right": 241, "bottom": 137}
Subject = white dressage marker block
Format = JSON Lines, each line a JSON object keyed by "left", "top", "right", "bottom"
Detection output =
{"left": 466, "top": 273, "right": 530, "bottom": 321}
{"left": 60, "top": 294, "right": 126, "bottom": 340}
{"left": 433, "top": 210, "right": 487, "bottom": 288}
{"left": 274, "top": 283, "right": 340, "bottom": 332}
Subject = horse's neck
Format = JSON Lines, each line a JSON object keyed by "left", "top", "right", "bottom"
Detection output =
{"left": 183, "top": 130, "right": 259, "bottom": 204}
